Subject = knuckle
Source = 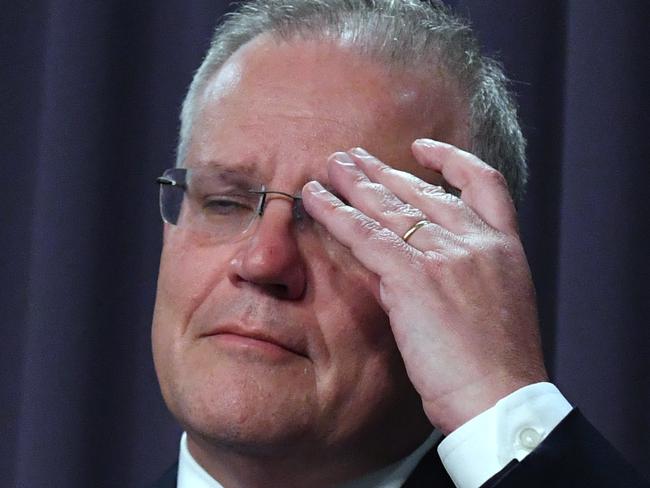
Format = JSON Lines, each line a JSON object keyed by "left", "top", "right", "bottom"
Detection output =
{"left": 454, "top": 248, "right": 471, "bottom": 263}
{"left": 440, "top": 191, "right": 462, "bottom": 207}
{"left": 400, "top": 171, "right": 422, "bottom": 186}
{"left": 421, "top": 184, "right": 465, "bottom": 210}
{"left": 386, "top": 202, "right": 422, "bottom": 221}
{"left": 326, "top": 197, "right": 348, "bottom": 212}
{"left": 400, "top": 243, "right": 423, "bottom": 267}
{"left": 364, "top": 181, "right": 386, "bottom": 196}
{"left": 373, "top": 228, "right": 420, "bottom": 262}
{"left": 423, "top": 251, "right": 447, "bottom": 275}
{"left": 332, "top": 197, "right": 348, "bottom": 208}
{"left": 466, "top": 234, "right": 520, "bottom": 263}
{"left": 482, "top": 167, "right": 508, "bottom": 187}
{"left": 374, "top": 224, "right": 393, "bottom": 238}
{"left": 434, "top": 246, "right": 475, "bottom": 274}
{"left": 495, "top": 235, "right": 524, "bottom": 260}
{"left": 352, "top": 172, "right": 369, "bottom": 185}
{"left": 451, "top": 246, "right": 474, "bottom": 264}
{"left": 420, "top": 183, "right": 447, "bottom": 198}
{"left": 354, "top": 214, "right": 380, "bottom": 236}
{"left": 399, "top": 241, "right": 419, "bottom": 261}
{"left": 377, "top": 164, "right": 393, "bottom": 175}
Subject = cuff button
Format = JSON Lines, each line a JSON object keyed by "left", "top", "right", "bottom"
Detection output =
{"left": 518, "top": 427, "right": 543, "bottom": 450}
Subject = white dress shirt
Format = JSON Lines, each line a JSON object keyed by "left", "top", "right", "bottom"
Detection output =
{"left": 177, "top": 382, "right": 572, "bottom": 488}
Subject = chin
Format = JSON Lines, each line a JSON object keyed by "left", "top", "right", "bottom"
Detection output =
{"left": 164, "top": 358, "right": 321, "bottom": 454}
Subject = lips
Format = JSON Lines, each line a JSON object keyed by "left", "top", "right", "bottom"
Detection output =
{"left": 200, "top": 324, "right": 308, "bottom": 358}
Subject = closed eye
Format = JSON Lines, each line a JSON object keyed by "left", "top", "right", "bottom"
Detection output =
{"left": 203, "top": 197, "right": 253, "bottom": 215}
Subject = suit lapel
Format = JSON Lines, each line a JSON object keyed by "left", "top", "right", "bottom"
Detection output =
{"left": 149, "top": 462, "right": 178, "bottom": 488}
{"left": 402, "top": 438, "right": 455, "bottom": 488}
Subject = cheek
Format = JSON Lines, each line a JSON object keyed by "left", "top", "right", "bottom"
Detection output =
{"left": 319, "top": 237, "right": 386, "bottom": 329}
{"left": 308, "top": 253, "right": 410, "bottom": 436}
{"left": 156, "top": 230, "right": 229, "bottom": 325}
{"left": 310, "top": 245, "right": 395, "bottom": 371}
{"left": 316, "top": 229, "right": 382, "bottom": 303}
{"left": 152, "top": 230, "right": 231, "bottom": 373}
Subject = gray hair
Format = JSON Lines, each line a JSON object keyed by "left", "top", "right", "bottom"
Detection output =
{"left": 177, "top": 0, "right": 528, "bottom": 203}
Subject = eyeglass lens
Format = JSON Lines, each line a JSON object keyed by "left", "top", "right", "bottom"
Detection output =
{"left": 158, "top": 167, "right": 310, "bottom": 241}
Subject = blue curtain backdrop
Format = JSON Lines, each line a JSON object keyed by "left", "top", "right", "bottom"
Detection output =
{"left": 2, "top": 1, "right": 648, "bottom": 486}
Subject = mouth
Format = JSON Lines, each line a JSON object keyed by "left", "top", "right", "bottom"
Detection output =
{"left": 200, "top": 325, "right": 308, "bottom": 359}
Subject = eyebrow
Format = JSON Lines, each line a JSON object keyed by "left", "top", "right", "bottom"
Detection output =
{"left": 188, "top": 158, "right": 340, "bottom": 197}
{"left": 190, "top": 159, "right": 263, "bottom": 179}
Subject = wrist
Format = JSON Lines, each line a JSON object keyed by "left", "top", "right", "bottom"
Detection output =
{"left": 424, "top": 372, "right": 548, "bottom": 434}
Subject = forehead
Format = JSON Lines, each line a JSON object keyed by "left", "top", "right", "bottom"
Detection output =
{"left": 185, "top": 34, "right": 467, "bottom": 184}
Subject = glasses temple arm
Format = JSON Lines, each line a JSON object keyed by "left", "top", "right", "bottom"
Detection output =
{"left": 156, "top": 176, "right": 186, "bottom": 189}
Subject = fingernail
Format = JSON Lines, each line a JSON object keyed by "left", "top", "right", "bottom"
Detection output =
{"left": 304, "top": 180, "right": 327, "bottom": 194}
{"left": 350, "top": 147, "right": 370, "bottom": 157}
{"left": 331, "top": 151, "right": 356, "bottom": 166}
{"left": 414, "top": 138, "right": 440, "bottom": 148}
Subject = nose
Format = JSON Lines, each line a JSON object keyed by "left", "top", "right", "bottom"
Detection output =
{"left": 228, "top": 198, "right": 307, "bottom": 299}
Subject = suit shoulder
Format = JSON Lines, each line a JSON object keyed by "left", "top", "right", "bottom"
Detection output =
{"left": 148, "top": 462, "right": 177, "bottom": 488}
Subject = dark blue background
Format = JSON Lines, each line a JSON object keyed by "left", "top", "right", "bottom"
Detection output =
{"left": 2, "top": 1, "right": 648, "bottom": 486}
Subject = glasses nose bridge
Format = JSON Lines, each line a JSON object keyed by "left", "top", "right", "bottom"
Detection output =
{"left": 254, "top": 189, "right": 300, "bottom": 214}
{"left": 253, "top": 189, "right": 307, "bottom": 232}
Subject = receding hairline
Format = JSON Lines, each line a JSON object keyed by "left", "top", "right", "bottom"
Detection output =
{"left": 185, "top": 30, "right": 470, "bottom": 160}
{"left": 177, "top": 0, "right": 527, "bottom": 202}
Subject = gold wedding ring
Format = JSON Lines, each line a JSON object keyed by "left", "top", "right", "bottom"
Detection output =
{"left": 402, "top": 220, "right": 429, "bottom": 243}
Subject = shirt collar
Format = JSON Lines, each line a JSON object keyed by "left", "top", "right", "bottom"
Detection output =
{"left": 178, "top": 430, "right": 441, "bottom": 488}
{"left": 178, "top": 432, "right": 222, "bottom": 488}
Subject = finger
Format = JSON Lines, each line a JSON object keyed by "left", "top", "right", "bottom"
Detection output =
{"left": 347, "top": 147, "right": 486, "bottom": 235}
{"left": 327, "top": 152, "right": 424, "bottom": 228}
{"left": 411, "top": 139, "right": 518, "bottom": 235}
{"left": 300, "top": 180, "right": 428, "bottom": 279}
{"left": 399, "top": 218, "right": 461, "bottom": 253}
{"left": 327, "top": 151, "right": 463, "bottom": 250}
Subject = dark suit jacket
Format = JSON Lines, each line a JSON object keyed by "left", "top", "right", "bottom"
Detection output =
{"left": 149, "top": 409, "right": 649, "bottom": 487}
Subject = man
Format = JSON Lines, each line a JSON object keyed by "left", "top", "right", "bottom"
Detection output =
{"left": 150, "top": 1, "right": 648, "bottom": 487}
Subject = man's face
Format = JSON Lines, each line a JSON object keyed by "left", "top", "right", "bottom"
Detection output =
{"left": 152, "top": 35, "right": 467, "bottom": 463}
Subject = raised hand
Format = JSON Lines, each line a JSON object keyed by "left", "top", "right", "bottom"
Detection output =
{"left": 302, "top": 139, "right": 548, "bottom": 434}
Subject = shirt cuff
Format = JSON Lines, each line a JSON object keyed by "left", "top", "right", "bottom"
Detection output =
{"left": 437, "top": 382, "right": 572, "bottom": 488}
